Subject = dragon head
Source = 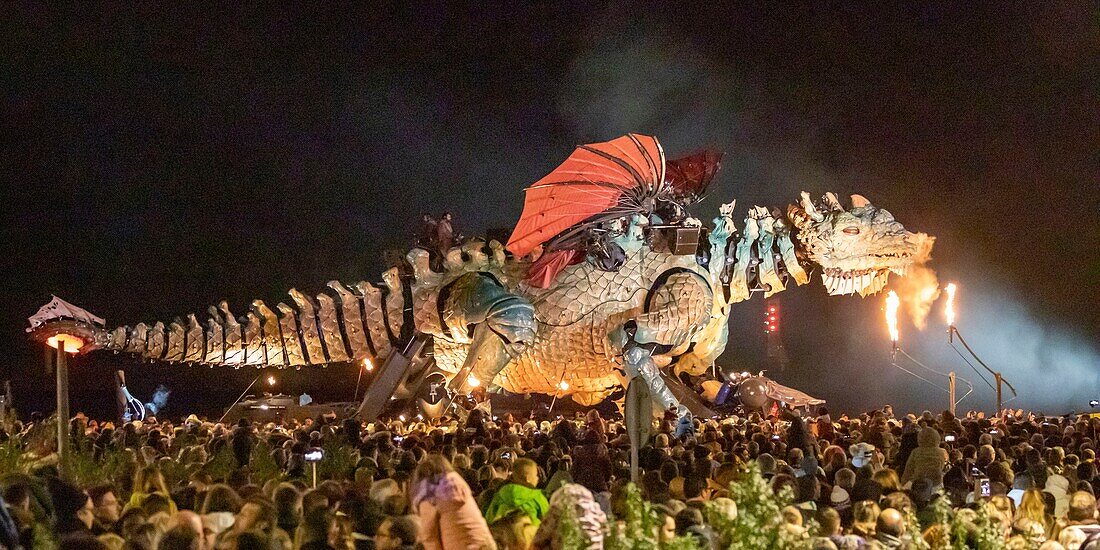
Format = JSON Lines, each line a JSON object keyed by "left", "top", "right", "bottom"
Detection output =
{"left": 787, "top": 191, "right": 934, "bottom": 297}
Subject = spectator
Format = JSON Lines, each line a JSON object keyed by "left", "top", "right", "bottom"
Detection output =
{"left": 570, "top": 430, "right": 611, "bottom": 494}
{"left": 531, "top": 483, "right": 605, "bottom": 550}
{"left": 272, "top": 484, "right": 302, "bottom": 537}
{"left": 158, "top": 524, "right": 201, "bottom": 550}
{"left": 1061, "top": 491, "right": 1100, "bottom": 542}
{"left": 874, "top": 508, "right": 905, "bottom": 549}
{"left": 410, "top": 454, "right": 495, "bottom": 550}
{"left": 129, "top": 466, "right": 177, "bottom": 516}
{"left": 901, "top": 427, "right": 948, "bottom": 488}
{"left": 87, "top": 484, "right": 122, "bottom": 535}
{"left": 48, "top": 477, "right": 95, "bottom": 536}
{"left": 297, "top": 507, "right": 338, "bottom": 549}
{"left": 200, "top": 484, "right": 241, "bottom": 538}
{"left": 374, "top": 515, "right": 418, "bottom": 550}
{"left": 231, "top": 419, "right": 254, "bottom": 469}
{"left": 484, "top": 458, "right": 549, "bottom": 527}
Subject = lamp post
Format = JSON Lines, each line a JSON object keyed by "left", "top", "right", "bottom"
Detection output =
{"left": 53, "top": 336, "right": 75, "bottom": 478}
{"left": 26, "top": 297, "right": 108, "bottom": 481}
{"left": 42, "top": 332, "right": 87, "bottom": 481}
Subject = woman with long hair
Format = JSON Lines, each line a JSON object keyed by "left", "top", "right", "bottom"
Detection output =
{"left": 410, "top": 453, "right": 496, "bottom": 550}
{"left": 872, "top": 468, "right": 902, "bottom": 494}
{"left": 126, "top": 464, "right": 177, "bottom": 515}
{"left": 1015, "top": 488, "right": 1053, "bottom": 537}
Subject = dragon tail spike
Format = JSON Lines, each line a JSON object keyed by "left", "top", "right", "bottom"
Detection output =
{"left": 39, "top": 238, "right": 513, "bottom": 369}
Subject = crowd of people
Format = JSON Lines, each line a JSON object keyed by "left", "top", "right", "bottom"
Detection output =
{"left": 0, "top": 404, "right": 1098, "bottom": 549}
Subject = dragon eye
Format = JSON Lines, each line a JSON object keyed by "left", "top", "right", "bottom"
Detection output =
{"left": 842, "top": 226, "right": 860, "bottom": 235}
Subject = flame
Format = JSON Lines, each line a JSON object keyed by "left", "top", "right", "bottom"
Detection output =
{"left": 558, "top": 380, "right": 569, "bottom": 391}
{"left": 885, "top": 290, "right": 900, "bottom": 342}
{"left": 267, "top": 375, "right": 276, "bottom": 386}
{"left": 467, "top": 374, "right": 481, "bottom": 388}
{"left": 945, "top": 283, "right": 957, "bottom": 326}
{"left": 886, "top": 233, "right": 939, "bottom": 329}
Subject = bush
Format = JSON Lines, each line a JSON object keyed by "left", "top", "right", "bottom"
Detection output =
{"left": 603, "top": 482, "right": 700, "bottom": 550}
{"left": 716, "top": 462, "right": 808, "bottom": 549}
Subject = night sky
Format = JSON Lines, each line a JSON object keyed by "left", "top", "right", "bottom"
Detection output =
{"left": 3, "top": 4, "right": 1097, "bottom": 419}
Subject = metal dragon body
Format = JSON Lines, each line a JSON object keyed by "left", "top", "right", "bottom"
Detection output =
{"left": 32, "top": 190, "right": 932, "bottom": 415}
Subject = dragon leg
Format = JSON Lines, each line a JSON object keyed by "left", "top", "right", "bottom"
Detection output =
{"left": 623, "top": 344, "right": 684, "bottom": 415}
{"left": 615, "top": 269, "right": 715, "bottom": 417}
{"left": 443, "top": 272, "right": 536, "bottom": 394}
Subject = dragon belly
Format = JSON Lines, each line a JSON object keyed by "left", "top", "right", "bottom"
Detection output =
{"left": 433, "top": 249, "right": 707, "bottom": 404}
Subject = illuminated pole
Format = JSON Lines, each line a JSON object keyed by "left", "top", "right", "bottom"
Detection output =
{"left": 42, "top": 334, "right": 85, "bottom": 481}
{"left": 948, "top": 372, "right": 956, "bottom": 416}
{"left": 945, "top": 282, "right": 1013, "bottom": 415}
{"left": 995, "top": 373, "right": 1003, "bottom": 416}
{"left": 56, "top": 342, "right": 70, "bottom": 480}
{"left": 945, "top": 283, "right": 957, "bottom": 342}
{"left": 354, "top": 357, "right": 373, "bottom": 402}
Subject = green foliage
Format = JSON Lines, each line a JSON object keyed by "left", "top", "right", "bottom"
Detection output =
{"left": 249, "top": 440, "right": 285, "bottom": 486}
{"left": 555, "top": 496, "right": 592, "bottom": 550}
{"left": 316, "top": 440, "right": 357, "bottom": 481}
{"left": 715, "top": 462, "right": 808, "bottom": 550}
{"left": 0, "top": 439, "right": 29, "bottom": 475}
{"left": 950, "top": 504, "right": 1007, "bottom": 550}
{"left": 905, "top": 508, "right": 932, "bottom": 550}
{"left": 604, "top": 482, "right": 661, "bottom": 550}
{"left": 203, "top": 444, "right": 237, "bottom": 482}
{"left": 32, "top": 522, "right": 58, "bottom": 550}
{"left": 157, "top": 454, "right": 190, "bottom": 489}
{"left": 603, "top": 482, "right": 701, "bottom": 550}
{"left": 67, "top": 447, "right": 128, "bottom": 490}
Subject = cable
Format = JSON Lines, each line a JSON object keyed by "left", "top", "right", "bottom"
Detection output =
{"left": 889, "top": 361, "right": 950, "bottom": 393}
{"left": 952, "top": 328, "right": 1018, "bottom": 397}
{"left": 949, "top": 341, "right": 997, "bottom": 392}
{"left": 955, "top": 384, "right": 974, "bottom": 407}
{"left": 898, "top": 349, "right": 951, "bottom": 377}
{"left": 894, "top": 347, "right": 979, "bottom": 409}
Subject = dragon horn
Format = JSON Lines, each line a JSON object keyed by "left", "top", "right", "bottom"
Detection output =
{"left": 800, "top": 191, "right": 824, "bottom": 222}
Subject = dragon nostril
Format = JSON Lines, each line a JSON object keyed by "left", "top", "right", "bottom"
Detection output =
{"left": 843, "top": 226, "right": 860, "bottom": 235}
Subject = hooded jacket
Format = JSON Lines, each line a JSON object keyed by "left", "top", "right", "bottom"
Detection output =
{"left": 411, "top": 472, "right": 495, "bottom": 550}
{"left": 532, "top": 484, "right": 606, "bottom": 550}
{"left": 484, "top": 482, "right": 549, "bottom": 527}
{"left": 1044, "top": 474, "right": 1070, "bottom": 518}
{"left": 901, "top": 427, "right": 948, "bottom": 488}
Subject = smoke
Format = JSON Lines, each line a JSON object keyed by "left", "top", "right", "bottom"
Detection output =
{"left": 900, "top": 281, "right": 1100, "bottom": 413}
{"left": 145, "top": 384, "right": 170, "bottom": 415}
{"left": 890, "top": 264, "right": 940, "bottom": 329}
{"left": 888, "top": 234, "right": 939, "bottom": 329}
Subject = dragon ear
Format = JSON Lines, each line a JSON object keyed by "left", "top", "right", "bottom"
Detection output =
{"left": 823, "top": 192, "right": 844, "bottom": 212}
{"left": 799, "top": 191, "right": 824, "bottom": 222}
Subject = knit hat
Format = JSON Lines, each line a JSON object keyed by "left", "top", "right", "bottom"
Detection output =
{"left": 47, "top": 476, "right": 88, "bottom": 518}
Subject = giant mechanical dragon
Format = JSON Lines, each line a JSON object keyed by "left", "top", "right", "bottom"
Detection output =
{"left": 28, "top": 134, "right": 933, "bottom": 417}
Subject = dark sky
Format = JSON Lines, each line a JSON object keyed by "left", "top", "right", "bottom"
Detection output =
{"left": 2, "top": 4, "right": 1097, "bottom": 418}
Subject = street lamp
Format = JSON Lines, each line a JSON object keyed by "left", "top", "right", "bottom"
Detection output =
{"left": 27, "top": 298, "right": 106, "bottom": 481}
